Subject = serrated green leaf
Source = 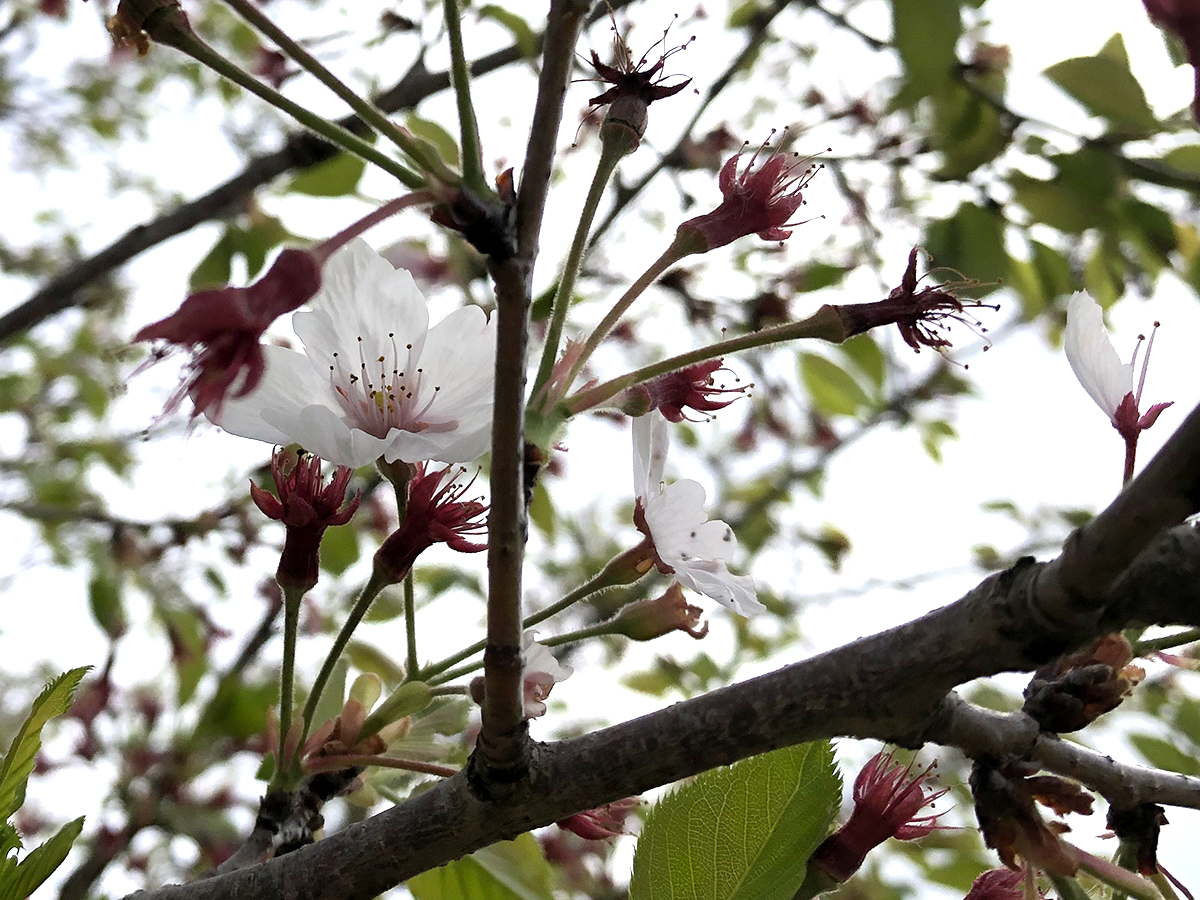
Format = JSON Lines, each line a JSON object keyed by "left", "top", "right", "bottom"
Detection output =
{"left": 799, "top": 354, "right": 870, "bottom": 417}
{"left": 629, "top": 741, "right": 841, "bottom": 900}
{"left": 0, "top": 668, "right": 90, "bottom": 819}
{"left": 285, "top": 151, "right": 368, "bottom": 197}
{"left": 408, "top": 832, "right": 553, "bottom": 900}
{"left": 0, "top": 816, "right": 84, "bottom": 900}
{"left": 1044, "top": 41, "right": 1157, "bottom": 134}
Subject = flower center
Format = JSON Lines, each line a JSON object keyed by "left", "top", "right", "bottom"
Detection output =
{"left": 327, "top": 333, "right": 453, "bottom": 438}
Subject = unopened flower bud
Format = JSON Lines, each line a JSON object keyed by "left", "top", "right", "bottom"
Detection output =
{"left": 610, "top": 583, "right": 708, "bottom": 641}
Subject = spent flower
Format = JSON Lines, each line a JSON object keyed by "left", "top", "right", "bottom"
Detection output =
{"left": 373, "top": 463, "right": 488, "bottom": 584}
{"left": 557, "top": 798, "right": 640, "bottom": 841}
{"left": 609, "top": 582, "right": 709, "bottom": 641}
{"left": 674, "top": 134, "right": 820, "bottom": 253}
{"left": 633, "top": 415, "right": 762, "bottom": 615}
{"left": 621, "top": 359, "right": 750, "bottom": 422}
{"left": 810, "top": 749, "right": 948, "bottom": 883}
{"left": 213, "top": 239, "right": 497, "bottom": 469}
{"left": 518, "top": 632, "right": 573, "bottom": 719}
{"left": 250, "top": 448, "right": 360, "bottom": 593}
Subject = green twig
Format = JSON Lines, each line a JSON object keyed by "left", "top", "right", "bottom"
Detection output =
{"left": 404, "top": 573, "right": 418, "bottom": 678}
{"left": 443, "top": 0, "right": 487, "bottom": 194}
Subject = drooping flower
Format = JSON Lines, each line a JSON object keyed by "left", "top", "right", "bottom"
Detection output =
{"left": 620, "top": 359, "right": 750, "bottom": 422}
{"left": 674, "top": 136, "right": 820, "bottom": 253}
{"left": 250, "top": 448, "right": 360, "bottom": 593}
{"left": 521, "top": 632, "right": 574, "bottom": 719}
{"left": 632, "top": 415, "right": 762, "bottom": 616}
{"left": 609, "top": 582, "right": 709, "bottom": 641}
{"left": 212, "top": 239, "right": 497, "bottom": 469}
{"left": 557, "top": 798, "right": 640, "bottom": 841}
{"left": 810, "top": 750, "right": 948, "bottom": 883}
{"left": 373, "top": 463, "right": 488, "bottom": 584}
{"left": 135, "top": 248, "right": 324, "bottom": 419}
{"left": 1063, "top": 291, "right": 1172, "bottom": 483}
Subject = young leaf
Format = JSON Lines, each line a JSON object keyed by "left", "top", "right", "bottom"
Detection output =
{"left": 0, "top": 817, "right": 85, "bottom": 900}
{"left": 629, "top": 740, "right": 841, "bottom": 900}
{"left": 407, "top": 832, "right": 554, "bottom": 900}
{"left": 0, "top": 667, "right": 90, "bottom": 820}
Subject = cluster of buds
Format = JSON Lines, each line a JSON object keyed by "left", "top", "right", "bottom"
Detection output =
{"left": 1022, "top": 633, "right": 1144, "bottom": 733}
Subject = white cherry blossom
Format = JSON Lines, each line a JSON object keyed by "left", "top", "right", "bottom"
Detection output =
{"left": 211, "top": 239, "right": 496, "bottom": 469}
{"left": 1064, "top": 291, "right": 1134, "bottom": 421}
{"left": 522, "top": 632, "right": 573, "bottom": 719}
{"left": 632, "top": 414, "right": 763, "bottom": 616}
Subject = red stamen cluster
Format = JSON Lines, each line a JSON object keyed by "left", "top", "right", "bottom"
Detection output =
{"left": 628, "top": 359, "right": 750, "bottom": 423}
{"left": 250, "top": 449, "right": 360, "bottom": 593}
{"left": 374, "top": 464, "right": 488, "bottom": 584}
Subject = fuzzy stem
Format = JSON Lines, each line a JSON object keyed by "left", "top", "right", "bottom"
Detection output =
{"left": 442, "top": 0, "right": 487, "bottom": 194}
{"left": 563, "top": 241, "right": 690, "bottom": 392}
{"left": 1133, "top": 627, "right": 1200, "bottom": 654}
{"left": 304, "top": 755, "right": 459, "bottom": 778}
{"left": 404, "top": 573, "right": 418, "bottom": 678}
{"left": 272, "top": 583, "right": 305, "bottom": 787}
{"left": 427, "top": 620, "right": 614, "bottom": 686}
{"left": 219, "top": 0, "right": 437, "bottom": 171}
{"left": 566, "top": 304, "right": 847, "bottom": 414}
{"left": 163, "top": 28, "right": 423, "bottom": 187}
{"left": 300, "top": 568, "right": 390, "bottom": 744}
{"left": 532, "top": 148, "right": 624, "bottom": 400}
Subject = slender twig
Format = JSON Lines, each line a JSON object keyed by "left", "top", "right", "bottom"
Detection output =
{"left": 403, "top": 574, "right": 418, "bottom": 678}
{"left": 442, "top": 0, "right": 487, "bottom": 194}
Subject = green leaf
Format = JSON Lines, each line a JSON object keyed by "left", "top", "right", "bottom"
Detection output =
{"left": 799, "top": 354, "right": 870, "bottom": 417}
{"left": 1044, "top": 38, "right": 1157, "bottom": 135}
{"left": 931, "top": 83, "right": 1010, "bottom": 179}
{"left": 88, "top": 567, "right": 127, "bottom": 640}
{"left": 1128, "top": 734, "right": 1200, "bottom": 776}
{"left": 1162, "top": 145, "right": 1200, "bottom": 176}
{"left": 346, "top": 640, "right": 406, "bottom": 686}
{"left": 189, "top": 229, "right": 235, "bottom": 289}
{"left": 408, "top": 832, "right": 554, "bottom": 900}
{"left": 0, "top": 816, "right": 85, "bottom": 900}
{"left": 891, "top": 0, "right": 961, "bottom": 97}
{"left": 628, "top": 741, "right": 841, "bottom": 900}
{"left": 839, "top": 334, "right": 886, "bottom": 391}
{"left": 791, "top": 263, "right": 848, "bottom": 293}
{"left": 405, "top": 115, "right": 461, "bottom": 170}
{"left": 477, "top": 5, "right": 538, "bottom": 57}
{"left": 528, "top": 481, "right": 556, "bottom": 539}
{"left": 0, "top": 668, "right": 90, "bottom": 819}
{"left": 320, "top": 523, "right": 360, "bottom": 576}
{"left": 924, "top": 202, "right": 1007, "bottom": 292}
{"left": 285, "top": 151, "right": 368, "bottom": 197}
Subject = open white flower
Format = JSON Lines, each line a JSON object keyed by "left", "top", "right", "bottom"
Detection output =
{"left": 211, "top": 239, "right": 496, "bottom": 469}
{"left": 632, "top": 415, "right": 763, "bottom": 616}
{"left": 522, "top": 632, "right": 573, "bottom": 719}
{"left": 1064, "top": 290, "right": 1172, "bottom": 483}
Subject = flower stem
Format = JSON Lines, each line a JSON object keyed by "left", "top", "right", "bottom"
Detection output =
{"left": 418, "top": 563, "right": 628, "bottom": 683}
{"left": 442, "top": 0, "right": 487, "bottom": 195}
{"left": 304, "top": 754, "right": 458, "bottom": 778}
{"left": 300, "top": 568, "right": 390, "bottom": 745}
{"left": 427, "top": 619, "right": 615, "bottom": 686}
{"left": 162, "top": 26, "right": 423, "bottom": 187}
{"left": 563, "top": 241, "right": 690, "bottom": 393}
{"left": 276, "top": 583, "right": 305, "bottom": 774}
{"left": 404, "top": 573, "right": 418, "bottom": 678}
{"left": 532, "top": 147, "right": 624, "bottom": 402}
{"left": 566, "top": 304, "right": 846, "bottom": 414}
{"left": 1133, "top": 627, "right": 1200, "bottom": 654}
{"left": 316, "top": 192, "right": 435, "bottom": 261}
{"left": 219, "top": 0, "right": 436, "bottom": 172}
{"left": 1124, "top": 437, "right": 1137, "bottom": 487}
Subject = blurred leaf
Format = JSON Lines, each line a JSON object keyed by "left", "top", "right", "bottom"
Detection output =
{"left": 629, "top": 741, "right": 840, "bottom": 900}
{"left": 891, "top": 0, "right": 961, "bottom": 97}
{"left": 792, "top": 263, "right": 849, "bottom": 293}
{"left": 931, "top": 83, "right": 1010, "bottom": 179}
{"left": 320, "top": 524, "right": 360, "bottom": 576}
{"left": 347, "top": 640, "right": 406, "bottom": 686}
{"left": 408, "top": 832, "right": 553, "bottom": 900}
{"left": 925, "top": 203, "right": 1007, "bottom": 292}
{"left": 88, "top": 567, "right": 126, "bottom": 640}
{"left": 0, "top": 667, "right": 89, "bottom": 819}
{"left": 477, "top": 5, "right": 538, "bottom": 57}
{"left": 1162, "top": 145, "right": 1200, "bottom": 176}
{"left": 405, "top": 115, "right": 461, "bottom": 170}
{"left": 921, "top": 420, "right": 957, "bottom": 463}
{"left": 285, "top": 151, "right": 367, "bottom": 197}
{"left": 528, "top": 481, "right": 556, "bottom": 539}
{"left": 194, "top": 679, "right": 275, "bottom": 741}
{"left": 1044, "top": 36, "right": 1157, "bottom": 135}
{"left": 799, "top": 353, "right": 870, "bottom": 417}
{"left": 189, "top": 229, "right": 235, "bottom": 290}
{"left": 840, "top": 334, "right": 886, "bottom": 391}
{"left": 1128, "top": 733, "right": 1200, "bottom": 775}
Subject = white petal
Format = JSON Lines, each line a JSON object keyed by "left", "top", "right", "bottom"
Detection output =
{"left": 379, "top": 420, "right": 492, "bottom": 465}
{"left": 412, "top": 306, "right": 496, "bottom": 429}
{"left": 1064, "top": 291, "right": 1132, "bottom": 418}
{"left": 643, "top": 480, "right": 711, "bottom": 551}
{"left": 674, "top": 561, "right": 763, "bottom": 616}
{"left": 210, "top": 344, "right": 331, "bottom": 445}
{"left": 632, "top": 415, "right": 668, "bottom": 501}
{"left": 273, "top": 402, "right": 392, "bottom": 469}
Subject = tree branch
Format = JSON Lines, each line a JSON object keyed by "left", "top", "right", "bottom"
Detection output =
{"left": 476, "top": 0, "right": 591, "bottom": 784}
{"left": 124, "top": 400, "right": 1200, "bottom": 900}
